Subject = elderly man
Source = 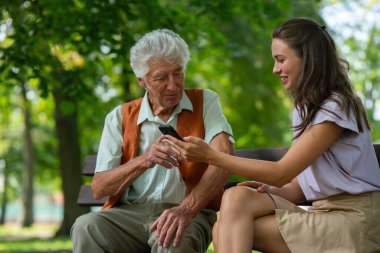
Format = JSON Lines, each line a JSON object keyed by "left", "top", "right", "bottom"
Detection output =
{"left": 71, "top": 28, "right": 234, "bottom": 253}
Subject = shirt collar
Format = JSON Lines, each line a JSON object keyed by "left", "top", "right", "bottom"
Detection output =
{"left": 137, "top": 91, "right": 193, "bottom": 125}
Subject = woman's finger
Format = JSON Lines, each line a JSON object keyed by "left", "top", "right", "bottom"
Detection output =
{"left": 183, "top": 136, "right": 202, "bottom": 144}
{"left": 237, "top": 181, "right": 262, "bottom": 188}
{"left": 163, "top": 138, "right": 186, "bottom": 156}
{"left": 165, "top": 135, "right": 186, "bottom": 146}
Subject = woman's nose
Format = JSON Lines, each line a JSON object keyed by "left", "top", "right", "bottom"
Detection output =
{"left": 273, "top": 63, "right": 280, "bottom": 74}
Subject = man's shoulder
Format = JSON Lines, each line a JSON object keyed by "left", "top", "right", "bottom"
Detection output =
{"left": 122, "top": 97, "right": 144, "bottom": 106}
{"left": 184, "top": 87, "right": 203, "bottom": 96}
{"left": 105, "top": 97, "right": 144, "bottom": 121}
{"left": 120, "top": 97, "right": 144, "bottom": 113}
{"left": 185, "top": 88, "right": 219, "bottom": 98}
{"left": 202, "top": 88, "right": 218, "bottom": 97}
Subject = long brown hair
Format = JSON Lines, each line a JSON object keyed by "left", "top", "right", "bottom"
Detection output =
{"left": 272, "top": 18, "right": 370, "bottom": 138}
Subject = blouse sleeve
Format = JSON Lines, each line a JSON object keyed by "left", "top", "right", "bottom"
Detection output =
{"left": 311, "top": 98, "right": 359, "bottom": 134}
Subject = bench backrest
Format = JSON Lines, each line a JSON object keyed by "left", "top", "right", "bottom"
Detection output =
{"left": 77, "top": 144, "right": 380, "bottom": 206}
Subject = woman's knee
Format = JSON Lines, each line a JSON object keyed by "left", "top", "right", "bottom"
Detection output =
{"left": 221, "top": 186, "right": 257, "bottom": 210}
{"left": 221, "top": 186, "right": 274, "bottom": 218}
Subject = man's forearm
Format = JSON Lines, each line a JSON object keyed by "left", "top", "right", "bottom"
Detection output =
{"left": 181, "top": 165, "right": 230, "bottom": 216}
{"left": 180, "top": 132, "right": 234, "bottom": 216}
{"left": 91, "top": 155, "right": 149, "bottom": 199}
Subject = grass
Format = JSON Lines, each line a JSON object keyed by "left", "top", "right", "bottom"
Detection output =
{"left": 0, "top": 224, "right": 258, "bottom": 253}
{"left": 0, "top": 224, "right": 71, "bottom": 252}
{"left": 206, "top": 244, "right": 259, "bottom": 253}
{"left": 0, "top": 237, "right": 72, "bottom": 252}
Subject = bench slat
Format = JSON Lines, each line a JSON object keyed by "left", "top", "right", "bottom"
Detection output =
{"left": 79, "top": 144, "right": 379, "bottom": 206}
{"left": 83, "top": 155, "right": 97, "bottom": 176}
{"left": 82, "top": 145, "right": 379, "bottom": 175}
{"left": 235, "top": 148, "right": 288, "bottom": 161}
{"left": 77, "top": 185, "right": 108, "bottom": 206}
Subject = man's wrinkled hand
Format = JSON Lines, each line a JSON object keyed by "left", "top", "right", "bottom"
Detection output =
{"left": 143, "top": 136, "right": 181, "bottom": 169}
{"left": 150, "top": 205, "right": 193, "bottom": 248}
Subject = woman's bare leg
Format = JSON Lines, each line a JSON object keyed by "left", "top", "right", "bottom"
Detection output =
{"left": 212, "top": 221, "right": 219, "bottom": 252}
{"left": 253, "top": 214, "right": 291, "bottom": 252}
{"left": 216, "top": 186, "right": 290, "bottom": 253}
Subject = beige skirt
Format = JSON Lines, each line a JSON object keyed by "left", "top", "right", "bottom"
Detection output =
{"left": 269, "top": 191, "right": 380, "bottom": 253}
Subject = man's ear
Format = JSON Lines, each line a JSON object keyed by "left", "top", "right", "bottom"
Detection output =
{"left": 137, "top": 78, "right": 146, "bottom": 89}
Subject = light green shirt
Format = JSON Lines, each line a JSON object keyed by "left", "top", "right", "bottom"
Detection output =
{"left": 95, "top": 89, "right": 233, "bottom": 204}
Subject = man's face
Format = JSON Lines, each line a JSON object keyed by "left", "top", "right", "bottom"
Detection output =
{"left": 138, "top": 58, "right": 184, "bottom": 116}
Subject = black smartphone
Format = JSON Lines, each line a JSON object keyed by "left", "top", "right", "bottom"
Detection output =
{"left": 158, "top": 124, "right": 184, "bottom": 141}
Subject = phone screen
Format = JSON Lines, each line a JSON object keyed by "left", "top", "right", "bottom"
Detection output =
{"left": 158, "top": 125, "right": 184, "bottom": 141}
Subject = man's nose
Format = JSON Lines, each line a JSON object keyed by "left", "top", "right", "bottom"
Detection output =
{"left": 167, "top": 75, "right": 176, "bottom": 90}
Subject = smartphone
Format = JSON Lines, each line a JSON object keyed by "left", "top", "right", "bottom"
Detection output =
{"left": 158, "top": 124, "right": 184, "bottom": 141}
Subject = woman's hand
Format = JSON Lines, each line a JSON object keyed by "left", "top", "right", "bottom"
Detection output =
{"left": 163, "top": 135, "right": 215, "bottom": 163}
{"left": 237, "top": 181, "right": 273, "bottom": 193}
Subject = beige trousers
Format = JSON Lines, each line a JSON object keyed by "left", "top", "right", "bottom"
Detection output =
{"left": 71, "top": 203, "right": 216, "bottom": 253}
{"left": 269, "top": 191, "right": 380, "bottom": 253}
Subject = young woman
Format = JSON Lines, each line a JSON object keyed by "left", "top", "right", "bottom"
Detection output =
{"left": 165, "top": 18, "right": 380, "bottom": 253}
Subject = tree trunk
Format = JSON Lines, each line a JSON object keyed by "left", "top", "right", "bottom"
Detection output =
{"left": 0, "top": 161, "right": 8, "bottom": 225}
{"left": 52, "top": 85, "right": 89, "bottom": 236}
{"left": 21, "top": 82, "right": 34, "bottom": 227}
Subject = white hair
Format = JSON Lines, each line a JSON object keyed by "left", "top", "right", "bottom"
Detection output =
{"left": 130, "top": 29, "right": 190, "bottom": 78}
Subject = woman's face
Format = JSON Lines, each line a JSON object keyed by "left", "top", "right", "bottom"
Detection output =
{"left": 271, "top": 38, "right": 303, "bottom": 91}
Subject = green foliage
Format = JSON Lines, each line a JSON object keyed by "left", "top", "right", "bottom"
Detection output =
{"left": 323, "top": 1, "right": 380, "bottom": 142}
{"left": 0, "top": 0, "right": 329, "bottom": 194}
{"left": 0, "top": 0, "right": 378, "bottom": 216}
{"left": 183, "top": 0, "right": 325, "bottom": 149}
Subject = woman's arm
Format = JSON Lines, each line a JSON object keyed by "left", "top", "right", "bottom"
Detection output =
{"left": 238, "top": 177, "right": 306, "bottom": 204}
{"left": 166, "top": 121, "right": 343, "bottom": 188}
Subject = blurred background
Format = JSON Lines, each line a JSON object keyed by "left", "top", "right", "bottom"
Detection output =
{"left": 0, "top": 0, "right": 379, "bottom": 251}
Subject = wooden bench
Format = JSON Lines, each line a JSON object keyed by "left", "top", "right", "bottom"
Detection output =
{"left": 77, "top": 144, "right": 380, "bottom": 206}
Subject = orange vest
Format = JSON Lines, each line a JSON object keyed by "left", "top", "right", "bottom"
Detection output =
{"left": 102, "top": 88, "right": 222, "bottom": 210}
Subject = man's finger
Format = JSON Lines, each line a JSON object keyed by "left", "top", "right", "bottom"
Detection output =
{"left": 163, "top": 223, "right": 178, "bottom": 248}
{"left": 163, "top": 143, "right": 183, "bottom": 160}
{"left": 152, "top": 157, "right": 174, "bottom": 169}
{"left": 150, "top": 219, "right": 158, "bottom": 231}
{"left": 153, "top": 150, "right": 179, "bottom": 167}
{"left": 151, "top": 214, "right": 167, "bottom": 238}
{"left": 172, "top": 223, "right": 185, "bottom": 248}
{"left": 163, "top": 139, "right": 186, "bottom": 158}
{"left": 161, "top": 145, "right": 182, "bottom": 162}
{"left": 165, "top": 135, "right": 186, "bottom": 149}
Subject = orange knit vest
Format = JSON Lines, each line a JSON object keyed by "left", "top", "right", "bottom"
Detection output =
{"left": 101, "top": 88, "right": 222, "bottom": 211}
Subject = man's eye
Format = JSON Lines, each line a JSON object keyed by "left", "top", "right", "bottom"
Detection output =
{"left": 154, "top": 76, "right": 166, "bottom": 82}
